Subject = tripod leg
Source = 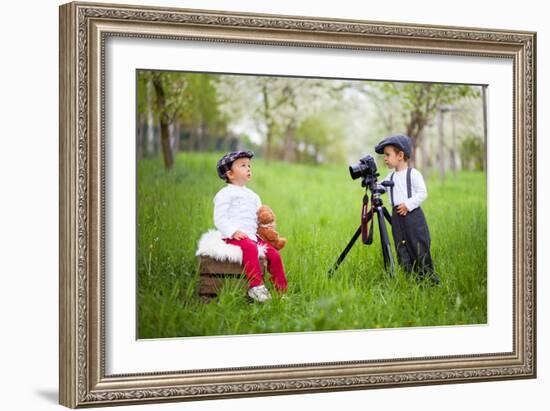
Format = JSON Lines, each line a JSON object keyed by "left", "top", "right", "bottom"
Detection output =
{"left": 376, "top": 207, "right": 395, "bottom": 275}
{"left": 362, "top": 209, "right": 375, "bottom": 244}
{"left": 328, "top": 226, "right": 361, "bottom": 276}
{"left": 383, "top": 206, "right": 392, "bottom": 225}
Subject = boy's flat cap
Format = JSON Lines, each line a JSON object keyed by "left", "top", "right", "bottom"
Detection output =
{"left": 375, "top": 134, "right": 412, "bottom": 158}
{"left": 216, "top": 150, "right": 254, "bottom": 181}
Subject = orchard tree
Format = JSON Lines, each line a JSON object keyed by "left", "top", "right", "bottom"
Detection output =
{"left": 374, "top": 82, "right": 480, "bottom": 167}
{"left": 137, "top": 71, "right": 190, "bottom": 169}
{"left": 217, "top": 75, "right": 347, "bottom": 163}
{"left": 137, "top": 71, "right": 227, "bottom": 169}
{"left": 179, "top": 73, "right": 227, "bottom": 151}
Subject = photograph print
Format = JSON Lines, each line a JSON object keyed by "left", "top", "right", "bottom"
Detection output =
{"left": 136, "top": 70, "right": 487, "bottom": 339}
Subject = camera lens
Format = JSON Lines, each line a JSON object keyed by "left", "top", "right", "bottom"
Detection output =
{"left": 349, "top": 164, "right": 362, "bottom": 180}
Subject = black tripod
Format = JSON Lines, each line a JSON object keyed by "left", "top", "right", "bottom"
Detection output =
{"left": 329, "top": 180, "right": 395, "bottom": 276}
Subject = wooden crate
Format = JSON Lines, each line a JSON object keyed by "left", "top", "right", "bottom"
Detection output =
{"left": 197, "top": 256, "right": 267, "bottom": 301}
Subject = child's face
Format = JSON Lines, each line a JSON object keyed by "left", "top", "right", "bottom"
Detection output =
{"left": 227, "top": 157, "right": 252, "bottom": 186}
{"left": 383, "top": 146, "right": 405, "bottom": 169}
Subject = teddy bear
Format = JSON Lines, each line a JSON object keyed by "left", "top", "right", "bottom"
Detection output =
{"left": 256, "top": 205, "right": 287, "bottom": 250}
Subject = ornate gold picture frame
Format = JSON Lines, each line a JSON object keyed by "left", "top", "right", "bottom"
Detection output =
{"left": 59, "top": 1, "right": 536, "bottom": 407}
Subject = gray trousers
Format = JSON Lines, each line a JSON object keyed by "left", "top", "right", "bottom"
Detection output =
{"left": 391, "top": 206, "right": 434, "bottom": 276}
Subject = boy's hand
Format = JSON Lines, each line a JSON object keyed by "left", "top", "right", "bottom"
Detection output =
{"left": 232, "top": 230, "right": 248, "bottom": 240}
{"left": 396, "top": 203, "right": 409, "bottom": 216}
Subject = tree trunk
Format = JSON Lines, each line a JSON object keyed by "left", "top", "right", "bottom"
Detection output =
{"left": 406, "top": 111, "right": 424, "bottom": 168}
{"left": 282, "top": 121, "right": 297, "bottom": 162}
{"left": 152, "top": 75, "right": 174, "bottom": 169}
{"left": 419, "top": 129, "right": 429, "bottom": 170}
{"left": 262, "top": 85, "right": 274, "bottom": 164}
{"left": 450, "top": 108, "right": 457, "bottom": 176}
{"left": 197, "top": 124, "right": 204, "bottom": 151}
{"left": 146, "top": 78, "right": 155, "bottom": 156}
{"left": 406, "top": 123, "right": 416, "bottom": 167}
{"left": 437, "top": 108, "right": 446, "bottom": 182}
{"left": 189, "top": 128, "right": 198, "bottom": 151}
{"left": 136, "top": 117, "right": 144, "bottom": 160}
{"left": 159, "top": 121, "right": 173, "bottom": 169}
{"left": 482, "top": 86, "right": 488, "bottom": 172}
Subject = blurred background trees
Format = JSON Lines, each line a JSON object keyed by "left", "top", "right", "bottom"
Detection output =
{"left": 137, "top": 70, "right": 486, "bottom": 178}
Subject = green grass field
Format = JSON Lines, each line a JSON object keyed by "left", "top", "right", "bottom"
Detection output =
{"left": 137, "top": 152, "right": 487, "bottom": 338}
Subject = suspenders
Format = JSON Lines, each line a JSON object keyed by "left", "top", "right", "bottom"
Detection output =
{"left": 389, "top": 167, "right": 412, "bottom": 207}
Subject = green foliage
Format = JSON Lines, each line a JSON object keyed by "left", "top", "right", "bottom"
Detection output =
{"left": 136, "top": 70, "right": 150, "bottom": 116}
{"left": 378, "top": 82, "right": 480, "bottom": 115}
{"left": 137, "top": 71, "right": 228, "bottom": 139}
{"left": 137, "top": 72, "right": 485, "bottom": 171}
{"left": 460, "top": 135, "right": 484, "bottom": 171}
{"left": 295, "top": 113, "right": 346, "bottom": 163}
{"left": 374, "top": 82, "right": 482, "bottom": 152}
{"left": 137, "top": 152, "right": 487, "bottom": 338}
{"left": 180, "top": 73, "right": 227, "bottom": 133}
{"left": 151, "top": 71, "right": 189, "bottom": 122}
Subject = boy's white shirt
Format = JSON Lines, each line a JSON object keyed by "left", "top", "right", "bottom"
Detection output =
{"left": 213, "top": 183, "right": 262, "bottom": 241}
{"left": 383, "top": 167, "right": 428, "bottom": 211}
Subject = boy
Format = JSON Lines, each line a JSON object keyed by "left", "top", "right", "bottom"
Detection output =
{"left": 214, "top": 150, "right": 288, "bottom": 302}
{"left": 374, "top": 135, "right": 440, "bottom": 284}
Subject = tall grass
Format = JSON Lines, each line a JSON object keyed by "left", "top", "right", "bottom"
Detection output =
{"left": 137, "top": 152, "right": 487, "bottom": 338}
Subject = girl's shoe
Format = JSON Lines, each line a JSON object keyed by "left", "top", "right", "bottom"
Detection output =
{"left": 247, "top": 285, "right": 271, "bottom": 303}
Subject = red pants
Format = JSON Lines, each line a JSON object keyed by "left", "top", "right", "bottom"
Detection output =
{"left": 224, "top": 237, "right": 288, "bottom": 292}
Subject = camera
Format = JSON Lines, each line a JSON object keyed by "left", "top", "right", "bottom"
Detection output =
{"left": 349, "top": 155, "right": 379, "bottom": 188}
{"left": 349, "top": 154, "right": 394, "bottom": 193}
{"left": 349, "top": 155, "right": 377, "bottom": 179}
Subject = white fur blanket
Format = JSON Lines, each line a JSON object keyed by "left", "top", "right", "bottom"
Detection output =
{"left": 195, "top": 230, "right": 266, "bottom": 264}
